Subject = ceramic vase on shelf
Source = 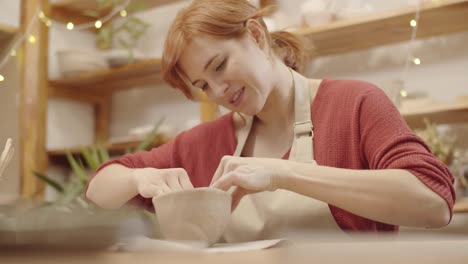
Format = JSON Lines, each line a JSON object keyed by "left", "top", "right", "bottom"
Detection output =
{"left": 299, "top": 0, "right": 333, "bottom": 28}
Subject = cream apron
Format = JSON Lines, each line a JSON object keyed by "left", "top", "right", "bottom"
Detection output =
{"left": 222, "top": 69, "right": 342, "bottom": 243}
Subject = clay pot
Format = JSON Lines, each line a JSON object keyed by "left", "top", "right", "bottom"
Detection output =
{"left": 152, "top": 187, "right": 231, "bottom": 246}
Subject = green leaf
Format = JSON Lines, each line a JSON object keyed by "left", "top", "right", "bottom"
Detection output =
{"left": 33, "top": 171, "right": 64, "bottom": 193}
{"left": 128, "top": 17, "right": 147, "bottom": 26}
{"left": 97, "top": 27, "right": 112, "bottom": 49}
{"left": 127, "top": 2, "right": 149, "bottom": 12}
{"left": 97, "top": 143, "right": 110, "bottom": 163}
{"left": 65, "top": 152, "right": 88, "bottom": 183}
{"left": 128, "top": 49, "right": 135, "bottom": 64}
{"left": 135, "top": 118, "right": 165, "bottom": 152}
{"left": 77, "top": 157, "right": 90, "bottom": 186}
{"left": 122, "top": 23, "right": 133, "bottom": 33}
{"left": 112, "top": 0, "right": 123, "bottom": 6}
{"left": 96, "top": 0, "right": 113, "bottom": 10}
{"left": 57, "top": 176, "right": 84, "bottom": 205}
{"left": 91, "top": 146, "right": 100, "bottom": 165}
{"left": 82, "top": 10, "right": 101, "bottom": 18}
{"left": 81, "top": 146, "right": 100, "bottom": 171}
{"left": 118, "top": 37, "right": 129, "bottom": 49}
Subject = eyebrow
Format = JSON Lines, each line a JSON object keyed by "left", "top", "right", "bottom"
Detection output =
{"left": 191, "top": 53, "right": 219, "bottom": 85}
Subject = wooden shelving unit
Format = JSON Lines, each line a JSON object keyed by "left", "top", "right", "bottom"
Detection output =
{"left": 46, "top": 0, "right": 468, "bottom": 168}
{"left": 401, "top": 100, "right": 468, "bottom": 129}
{"left": 0, "top": 24, "right": 18, "bottom": 55}
{"left": 50, "top": 0, "right": 185, "bottom": 25}
{"left": 296, "top": 0, "right": 468, "bottom": 56}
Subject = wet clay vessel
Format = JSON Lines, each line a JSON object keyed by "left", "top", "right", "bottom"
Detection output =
{"left": 153, "top": 187, "right": 232, "bottom": 246}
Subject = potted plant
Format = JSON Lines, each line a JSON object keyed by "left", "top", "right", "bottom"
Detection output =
{"left": 87, "top": 0, "right": 151, "bottom": 65}
{"left": 56, "top": 0, "right": 151, "bottom": 78}
{"left": 414, "top": 119, "right": 468, "bottom": 198}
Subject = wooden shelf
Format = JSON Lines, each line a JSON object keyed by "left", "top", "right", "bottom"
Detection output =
{"left": 454, "top": 198, "right": 468, "bottom": 213}
{"left": 401, "top": 100, "right": 468, "bottom": 129}
{"left": 296, "top": 0, "right": 468, "bottom": 56}
{"left": 48, "top": 0, "right": 468, "bottom": 98}
{"left": 49, "top": 58, "right": 163, "bottom": 97}
{"left": 0, "top": 24, "right": 18, "bottom": 56}
{"left": 47, "top": 134, "right": 172, "bottom": 165}
{"left": 51, "top": 0, "right": 185, "bottom": 25}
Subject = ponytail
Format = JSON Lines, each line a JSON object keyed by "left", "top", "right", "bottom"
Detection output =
{"left": 270, "top": 31, "right": 311, "bottom": 74}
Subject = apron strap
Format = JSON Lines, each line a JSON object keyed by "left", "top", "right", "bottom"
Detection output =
{"left": 232, "top": 113, "right": 254, "bottom": 157}
{"left": 289, "top": 69, "right": 315, "bottom": 163}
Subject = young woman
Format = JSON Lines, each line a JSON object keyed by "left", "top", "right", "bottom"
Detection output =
{"left": 86, "top": 0, "right": 454, "bottom": 242}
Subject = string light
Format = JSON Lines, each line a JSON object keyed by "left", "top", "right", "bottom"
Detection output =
{"left": 400, "top": 0, "right": 421, "bottom": 98}
{"left": 413, "top": 57, "right": 421, "bottom": 65}
{"left": 66, "top": 22, "right": 74, "bottom": 30}
{"left": 28, "top": 35, "right": 36, "bottom": 43}
{"left": 0, "top": 0, "right": 131, "bottom": 82}
{"left": 0, "top": 74, "right": 4, "bottom": 82}
{"left": 94, "top": 20, "right": 102, "bottom": 29}
{"left": 400, "top": 90, "right": 408, "bottom": 98}
{"left": 55, "top": 0, "right": 129, "bottom": 31}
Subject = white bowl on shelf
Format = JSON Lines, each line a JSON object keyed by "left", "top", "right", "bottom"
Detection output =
{"left": 57, "top": 49, "right": 109, "bottom": 77}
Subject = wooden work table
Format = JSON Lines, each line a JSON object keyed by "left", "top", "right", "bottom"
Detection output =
{"left": 1, "top": 238, "right": 468, "bottom": 264}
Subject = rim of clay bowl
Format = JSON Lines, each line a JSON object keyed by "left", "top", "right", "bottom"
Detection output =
{"left": 152, "top": 187, "right": 231, "bottom": 205}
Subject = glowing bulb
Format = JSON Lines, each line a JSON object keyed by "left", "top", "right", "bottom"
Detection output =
{"left": 39, "top": 11, "right": 46, "bottom": 20}
{"left": 120, "top": 9, "right": 127, "bottom": 17}
{"left": 45, "top": 19, "right": 52, "bottom": 27}
{"left": 10, "top": 49, "right": 16, "bottom": 57}
{"left": 410, "top": 19, "right": 417, "bottom": 27}
{"left": 66, "top": 22, "right": 74, "bottom": 30}
{"left": 400, "top": 89, "right": 408, "bottom": 98}
{"left": 95, "top": 20, "right": 102, "bottom": 29}
{"left": 413, "top": 58, "right": 421, "bottom": 65}
{"left": 0, "top": 74, "right": 5, "bottom": 82}
{"left": 28, "top": 35, "right": 36, "bottom": 43}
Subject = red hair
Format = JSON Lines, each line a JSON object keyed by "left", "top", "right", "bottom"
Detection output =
{"left": 161, "top": 0, "right": 309, "bottom": 99}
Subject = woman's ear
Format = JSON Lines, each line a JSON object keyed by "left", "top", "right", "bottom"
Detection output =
{"left": 245, "top": 19, "right": 267, "bottom": 50}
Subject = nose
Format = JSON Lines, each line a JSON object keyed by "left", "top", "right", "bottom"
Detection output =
{"left": 209, "top": 79, "right": 229, "bottom": 99}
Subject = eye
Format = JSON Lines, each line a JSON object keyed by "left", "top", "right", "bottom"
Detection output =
{"left": 201, "top": 82, "right": 208, "bottom": 91}
{"left": 215, "top": 58, "right": 227, "bottom": 72}
{"left": 194, "top": 81, "right": 208, "bottom": 91}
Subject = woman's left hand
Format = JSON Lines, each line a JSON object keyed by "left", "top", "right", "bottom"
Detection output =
{"left": 209, "top": 156, "right": 289, "bottom": 210}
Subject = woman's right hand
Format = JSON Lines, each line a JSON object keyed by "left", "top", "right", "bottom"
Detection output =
{"left": 131, "top": 168, "right": 194, "bottom": 199}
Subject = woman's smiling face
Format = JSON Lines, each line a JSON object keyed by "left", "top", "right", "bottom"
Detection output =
{"left": 178, "top": 22, "right": 275, "bottom": 116}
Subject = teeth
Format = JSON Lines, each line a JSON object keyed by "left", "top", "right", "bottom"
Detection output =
{"left": 233, "top": 91, "right": 241, "bottom": 102}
